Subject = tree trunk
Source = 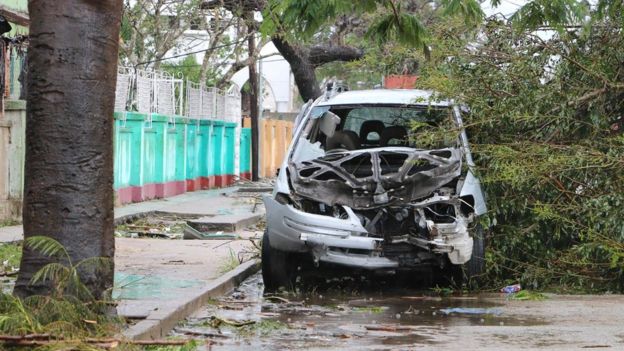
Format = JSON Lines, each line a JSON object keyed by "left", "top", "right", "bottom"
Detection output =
{"left": 246, "top": 16, "right": 260, "bottom": 181}
{"left": 272, "top": 37, "right": 364, "bottom": 101}
{"left": 272, "top": 36, "right": 322, "bottom": 102}
{"left": 14, "top": 0, "right": 122, "bottom": 300}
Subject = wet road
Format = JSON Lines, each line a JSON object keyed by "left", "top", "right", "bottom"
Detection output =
{"left": 171, "top": 272, "right": 624, "bottom": 350}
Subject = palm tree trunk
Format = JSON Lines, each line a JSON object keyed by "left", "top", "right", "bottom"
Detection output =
{"left": 14, "top": 0, "right": 122, "bottom": 300}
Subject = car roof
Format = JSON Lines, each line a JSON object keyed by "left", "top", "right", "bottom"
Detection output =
{"left": 316, "top": 89, "right": 451, "bottom": 107}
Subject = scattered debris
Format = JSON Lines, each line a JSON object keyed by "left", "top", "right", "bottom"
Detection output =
{"left": 115, "top": 213, "right": 200, "bottom": 239}
{"left": 403, "top": 306, "right": 420, "bottom": 315}
{"left": 501, "top": 284, "right": 522, "bottom": 293}
{"left": 401, "top": 296, "right": 442, "bottom": 302}
{"left": 265, "top": 296, "right": 291, "bottom": 304}
{"left": 236, "top": 186, "right": 273, "bottom": 193}
{"left": 364, "top": 325, "right": 417, "bottom": 332}
{"left": 204, "top": 316, "right": 256, "bottom": 328}
{"left": 183, "top": 225, "right": 237, "bottom": 240}
{"left": 175, "top": 328, "right": 229, "bottom": 338}
{"left": 439, "top": 307, "right": 503, "bottom": 316}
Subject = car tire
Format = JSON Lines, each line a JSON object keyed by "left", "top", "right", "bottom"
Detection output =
{"left": 465, "top": 223, "right": 486, "bottom": 279}
{"left": 261, "top": 229, "right": 297, "bottom": 293}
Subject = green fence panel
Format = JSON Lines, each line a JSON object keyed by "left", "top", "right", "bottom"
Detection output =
{"left": 114, "top": 111, "right": 242, "bottom": 198}
{"left": 142, "top": 114, "right": 166, "bottom": 199}
{"left": 113, "top": 112, "right": 146, "bottom": 203}
{"left": 175, "top": 116, "right": 188, "bottom": 183}
{"left": 185, "top": 119, "right": 201, "bottom": 190}
{"left": 211, "top": 121, "right": 225, "bottom": 186}
{"left": 224, "top": 122, "right": 236, "bottom": 177}
{"left": 240, "top": 127, "right": 251, "bottom": 176}
{"left": 198, "top": 120, "right": 213, "bottom": 188}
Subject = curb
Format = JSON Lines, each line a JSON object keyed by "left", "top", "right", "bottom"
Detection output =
{"left": 123, "top": 259, "right": 261, "bottom": 340}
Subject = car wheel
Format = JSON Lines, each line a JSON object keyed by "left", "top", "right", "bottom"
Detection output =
{"left": 465, "top": 223, "right": 486, "bottom": 279}
{"left": 261, "top": 229, "right": 297, "bottom": 292}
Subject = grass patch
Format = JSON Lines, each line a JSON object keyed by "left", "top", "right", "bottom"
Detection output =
{"left": 218, "top": 248, "right": 240, "bottom": 274}
{"left": 509, "top": 290, "right": 548, "bottom": 301}
{"left": 238, "top": 319, "right": 287, "bottom": 337}
{"left": 142, "top": 340, "right": 201, "bottom": 350}
{"left": 0, "top": 242, "right": 21, "bottom": 273}
{"left": 0, "top": 219, "right": 20, "bottom": 228}
{"left": 353, "top": 306, "right": 387, "bottom": 314}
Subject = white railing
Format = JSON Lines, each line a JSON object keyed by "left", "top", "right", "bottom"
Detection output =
{"left": 114, "top": 67, "right": 241, "bottom": 122}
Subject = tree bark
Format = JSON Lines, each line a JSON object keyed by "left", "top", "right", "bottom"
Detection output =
{"left": 271, "top": 36, "right": 322, "bottom": 102}
{"left": 272, "top": 37, "right": 364, "bottom": 101}
{"left": 14, "top": 0, "right": 122, "bottom": 300}
{"left": 246, "top": 14, "right": 260, "bottom": 181}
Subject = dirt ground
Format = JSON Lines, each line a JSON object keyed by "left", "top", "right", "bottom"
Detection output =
{"left": 172, "top": 273, "right": 624, "bottom": 351}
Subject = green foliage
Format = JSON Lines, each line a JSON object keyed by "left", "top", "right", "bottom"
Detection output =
{"left": 262, "top": 0, "right": 486, "bottom": 50}
{"left": 366, "top": 10, "right": 428, "bottom": 50}
{"left": 417, "top": 8, "right": 624, "bottom": 292}
{"left": 25, "top": 236, "right": 113, "bottom": 301}
{"left": 0, "top": 243, "right": 21, "bottom": 274}
{"left": 509, "top": 290, "right": 547, "bottom": 301}
{"left": 162, "top": 56, "right": 202, "bottom": 83}
{"left": 0, "top": 236, "right": 123, "bottom": 350}
{"left": 509, "top": 0, "right": 588, "bottom": 31}
{"left": 218, "top": 248, "right": 241, "bottom": 274}
{"left": 0, "top": 219, "right": 20, "bottom": 227}
{"left": 440, "top": 0, "right": 484, "bottom": 26}
{"left": 261, "top": 0, "right": 376, "bottom": 39}
{"left": 143, "top": 340, "right": 201, "bottom": 351}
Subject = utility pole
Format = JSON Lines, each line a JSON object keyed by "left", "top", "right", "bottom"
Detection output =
{"left": 246, "top": 13, "right": 260, "bottom": 181}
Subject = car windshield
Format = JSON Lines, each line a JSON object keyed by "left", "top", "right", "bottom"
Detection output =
{"left": 302, "top": 105, "right": 457, "bottom": 152}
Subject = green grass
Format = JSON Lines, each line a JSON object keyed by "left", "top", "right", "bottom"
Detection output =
{"left": 0, "top": 243, "right": 21, "bottom": 272}
{"left": 142, "top": 340, "right": 201, "bottom": 350}
{"left": 237, "top": 319, "right": 287, "bottom": 337}
{"left": 353, "top": 306, "right": 387, "bottom": 314}
{"left": 509, "top": 290, "right": 548, "bottom": 301}
{"left": 0, "top": 219, "right": 20, "bottom": 228}
{"left": 218, "top": 248, "right": 240, "bottom": 274}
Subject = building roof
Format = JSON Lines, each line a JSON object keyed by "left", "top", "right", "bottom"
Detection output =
{"left": 317, "top": 89, "right": 451, "bottom": 107}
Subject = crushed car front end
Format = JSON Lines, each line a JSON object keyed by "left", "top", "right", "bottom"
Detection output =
{"left": 262, "top": 90, "right": 487, "bottom": 288}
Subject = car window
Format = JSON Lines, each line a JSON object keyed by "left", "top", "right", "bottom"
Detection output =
{"left": 342, "top": 106, "right": 450, "bottom": 131}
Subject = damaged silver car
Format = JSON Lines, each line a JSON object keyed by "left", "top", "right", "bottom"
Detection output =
{"left": 262, "top": 89, "right": 487, "bottom": 291}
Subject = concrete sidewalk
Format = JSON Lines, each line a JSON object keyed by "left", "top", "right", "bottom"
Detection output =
{"left": 0, "top": 186, "right": 265, "bottom": 242}
{"left": 0, "top": 185, "right": 269, "bottom": 339}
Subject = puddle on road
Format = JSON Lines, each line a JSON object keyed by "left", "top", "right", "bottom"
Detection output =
{"left": 172, "top": 273, "right": 546, "bottom": 350}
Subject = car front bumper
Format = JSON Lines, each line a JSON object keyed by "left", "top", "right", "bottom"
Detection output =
{"left": 263, "top": 194, "right": 473, "bottom": 270}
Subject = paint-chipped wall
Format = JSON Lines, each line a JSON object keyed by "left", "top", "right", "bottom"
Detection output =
{"left": 0, "top": 99, "right": 25, "bottom": 221}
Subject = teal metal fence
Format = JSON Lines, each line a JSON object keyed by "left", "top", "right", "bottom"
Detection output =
{"left": 113, "top": 112, "right": 245, "bottom": 204}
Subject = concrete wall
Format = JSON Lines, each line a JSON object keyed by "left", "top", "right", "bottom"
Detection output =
{"left": 0, "top": 100, "right": 25, "bottom": 221}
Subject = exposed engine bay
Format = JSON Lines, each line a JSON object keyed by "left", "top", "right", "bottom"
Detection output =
{"left": 263, "top": 90, "right": 487, "bottom": 274}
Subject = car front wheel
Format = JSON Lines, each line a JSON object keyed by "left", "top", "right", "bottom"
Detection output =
{"left": 261, "top": 229, "right": 298, "bottom": 292}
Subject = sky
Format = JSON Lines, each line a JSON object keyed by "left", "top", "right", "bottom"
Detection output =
{"left": 482, "top": 0, "right": 525, "bottom": 18}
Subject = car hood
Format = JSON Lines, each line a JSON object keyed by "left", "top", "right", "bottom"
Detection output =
{"left": 288, "top": 146, "right": 462, "bottom": 210}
